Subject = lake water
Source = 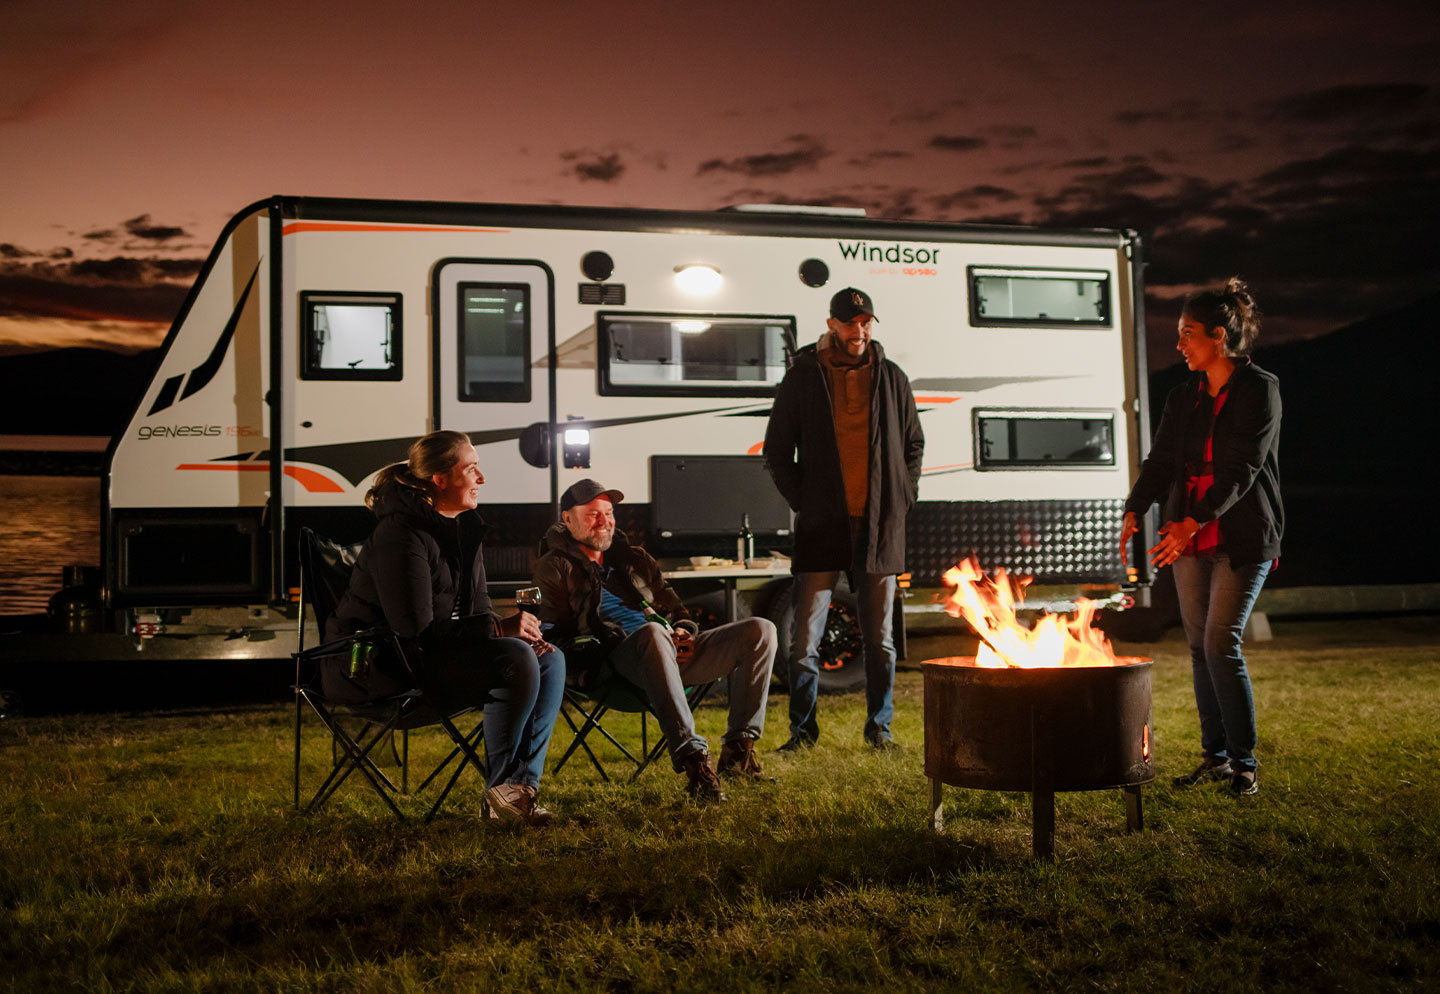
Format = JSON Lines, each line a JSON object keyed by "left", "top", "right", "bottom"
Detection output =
{"left": 0, "top": 476, "right": 101, "bottom": 615}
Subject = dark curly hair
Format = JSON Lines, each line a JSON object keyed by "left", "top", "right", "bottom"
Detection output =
{"left": 1182, "top": 276, "right": 1262, "bottom": 356}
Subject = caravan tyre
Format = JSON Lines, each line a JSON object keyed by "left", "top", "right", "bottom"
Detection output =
{"left": 756, "top": 578, "right": 866, "bottom": 693}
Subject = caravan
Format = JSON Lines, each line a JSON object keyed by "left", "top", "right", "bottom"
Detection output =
{"left": 30, "top": 196, "right": 1156, "bottom": 674}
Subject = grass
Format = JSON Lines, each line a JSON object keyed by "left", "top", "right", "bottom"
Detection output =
{"left": 2, "top": 616, "right": 1437, "bottom": 993}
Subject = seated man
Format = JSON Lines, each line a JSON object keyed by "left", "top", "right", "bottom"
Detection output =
{"left": 533, "top": 479, "right": 777, "bottom": 802}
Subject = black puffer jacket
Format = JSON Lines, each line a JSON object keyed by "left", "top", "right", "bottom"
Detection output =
{"left": 532, "top": 524, "right": 694, "bottom": 683}
{"left": 1125, "top": 359, "right": 1283, "bottom": 567}
{"left": 326, "top": 482, "right": 497, "bottom": 646}
{"left": 763, "top": 339, "right": 924, "bottom": 573}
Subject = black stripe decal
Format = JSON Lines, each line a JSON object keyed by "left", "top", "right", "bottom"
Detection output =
{"left": 147, "top": 374, "right": 184, "bottom": 416}
{"left": 179, "top": 263, "right": 260, "bottom": 402}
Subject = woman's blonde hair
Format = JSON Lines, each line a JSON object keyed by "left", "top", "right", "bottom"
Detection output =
{"left": 1183, "top": 276, "right": 1262, "bottom": 356}
{"left": 365, "top": 430, "right": 472, "bottom": 509}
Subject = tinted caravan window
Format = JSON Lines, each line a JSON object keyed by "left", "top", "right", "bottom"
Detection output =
{"left": 458, "top": 283, "right": 529, "bottom": 402}
{"left": 599, "top": 314, "right": 793, "bottom": 397}
{"left": 969, "top": 267, "right": 1111, "bottom": 327}
{"left": 975, "top": 412, "right": 1116, "bottom": 468}
{"left": 301, "top": 292, "right": 402, "bottom": 380}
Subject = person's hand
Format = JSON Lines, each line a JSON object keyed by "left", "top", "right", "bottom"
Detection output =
{"left": 1148, "top": 518, "right": 1200, "bottom": 568}
{"left": 499, "top": 610, "right": 544, "bottom": 644}
{"left": 1119, "top": 511, "right": 1139, "bottom": 565}
{"left": 673, "top": 626, "right": 696, "bottom": 662}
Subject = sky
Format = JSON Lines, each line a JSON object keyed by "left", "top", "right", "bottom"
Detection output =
{"left": 2, "top": 0, "right": 1438, "bottom": 365}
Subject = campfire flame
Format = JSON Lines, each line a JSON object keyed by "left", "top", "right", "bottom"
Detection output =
{"left": 939, "top": 556, "right": 1123, "bottom": 668}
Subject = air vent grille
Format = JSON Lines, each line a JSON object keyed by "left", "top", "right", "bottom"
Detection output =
{"left": 579, "top": 283, "right": 626, "bottom": 305}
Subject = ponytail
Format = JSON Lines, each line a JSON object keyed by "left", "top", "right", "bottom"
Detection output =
{"left": 364, "top": 430, "right": 472, "bottom": 510}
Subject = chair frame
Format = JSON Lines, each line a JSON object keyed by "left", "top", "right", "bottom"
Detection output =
{"left": 550, "top": 678, "right": 715, "bottom": 782}
{"left": 291, "top": 527, "right": 488, "bottom": 822}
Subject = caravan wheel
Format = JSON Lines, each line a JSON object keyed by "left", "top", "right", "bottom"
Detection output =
{"left": 756, "top": 578, "right": 866, "bottom": 692}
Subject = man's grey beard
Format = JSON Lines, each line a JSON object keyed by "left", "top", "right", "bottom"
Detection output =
{"left": 577, "top": 529, "right": 613, "bottom": 552}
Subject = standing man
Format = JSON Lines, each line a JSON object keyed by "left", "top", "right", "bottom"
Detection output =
{"left": 763, "top": 287, "right": 924, "bottom": 750}
{"left": 532, "top": 479, "right": 777, "bottom": 802}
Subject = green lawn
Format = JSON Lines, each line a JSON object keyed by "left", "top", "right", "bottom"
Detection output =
{"left": 2, "top": 616, "right": 1437, "bottom": 993}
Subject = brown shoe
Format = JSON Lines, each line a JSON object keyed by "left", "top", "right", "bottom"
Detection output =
{"left": 717, "top": 737, "right": 766, "bottom": 780}
{"left": 484, "top": 783, "right": 554, "bottom": 827}
{"left": 681, "top": 750, "right": 728, "bottom": 803}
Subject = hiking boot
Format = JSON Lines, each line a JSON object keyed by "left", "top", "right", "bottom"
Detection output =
{"left": 865, "top": 733, "right": 899, "bottom": 752}
{"left": 484, "top": 783, "right": 554, "bottom": 826}
{"left": 1173, "top": 757, "right": 1232, "bottom": 787}
{"left": 1228, "top": 770, "right": 1259, "bottom": 796}
{"left": 717, "top": 737, "right": 767, "bottom": 780}
{"left": 776, "top": 735, "right": 815, "bottom": 754}
{"left": 681, "top": 750, "right": 728, "bottom": 803}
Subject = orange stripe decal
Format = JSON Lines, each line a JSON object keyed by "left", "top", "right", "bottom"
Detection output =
{"left": 175, "top": 462, "right": 345, "bottom": 494}
{"left": 282, "top": 222, "right": 509, "bottom": 236}
{"left": 914, "top": 396, "right": 960, "bottom": 404}
{"left": 747, "top": 441, "right": 765, "bottom": 455}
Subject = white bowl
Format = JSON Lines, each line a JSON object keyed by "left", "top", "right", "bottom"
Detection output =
{"left": 688, "top": 556, "right": 713, "bottom": 567}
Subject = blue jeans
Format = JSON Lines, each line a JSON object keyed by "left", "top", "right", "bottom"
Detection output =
{"left": 788, "top": 570, "right": 897, "bottom": 743}
{"left": 1171, "top": 553, "right": 1271, "bottom": 773}
{"left": 425, "top": 637, "right": 565, "bottom": 790}
{"left": 609, "top": 618, "right": 777, "bottom": 770}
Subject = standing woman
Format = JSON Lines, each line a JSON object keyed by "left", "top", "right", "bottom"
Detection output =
{"left": 328, "top": 430, "right": 565, "bottom": 825}
{"left": 1120, "top": 278, "right": 1282, "bottom": 796}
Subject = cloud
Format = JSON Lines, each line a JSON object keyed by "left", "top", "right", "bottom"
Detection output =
{"left": 1113, "top": 100, "right": 1206, "bottom": 126}
{"left": 569, "top": 152, "right": 626, "bottom": 183}
{"left": 848, "top": 150, "right": 913, "bottom": 167}
{"left": 122, "top": 214, "right": 189, "bottom": 241}
{"left": 888, "top": 100, "right": 969, "bottom": 126}
{"left": 0, "top": 255, "right": 201, "bottom": 324}
{"left": 0, "top": 315, "right": 167, "bottom": 353}
{"left": 930, "top": 184, "right": 1022, "bottom": 213}
{"left": 928, "top": 135, "right": 987, "bottom": 152}
{"left": 698, "top": 135, "right": 829, "bottom": 178}
{"left": 1, "top": 244, "right": 34, "bottom": 259}
{"left": 1257, "top": 83, "right": 1429, "bottom": 123}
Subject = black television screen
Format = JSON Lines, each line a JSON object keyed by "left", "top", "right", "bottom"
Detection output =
{"left": 650, "top": 455, "right": 793, "bottom": 537}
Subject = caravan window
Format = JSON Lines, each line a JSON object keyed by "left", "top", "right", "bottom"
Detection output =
{"left": 458, "top": 283, "right": 529, "bottom": 403}
{"left": 969, "top": 267, "right": 1111, "bottom": 327}
{"left": 598, "top": 314, "right": 794, "bottom": 397}
{"left": 975, "top": 411, "right": 1115, "bottom": 469}
{"left": 300, "top": 292, "right": 402, "bottom": 380}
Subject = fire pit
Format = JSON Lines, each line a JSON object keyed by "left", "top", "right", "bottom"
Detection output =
{"left": 924, "top": 558, "right": 1156, "bottom": 859}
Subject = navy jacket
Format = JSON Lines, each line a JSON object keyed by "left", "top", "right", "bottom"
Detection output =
{"left": 326, "top": 482, "right": 498, "bottom": 646}
{"left": 763, "top": 339, "right": 924, "bottom": 574}
{"left": 1125, "top": 360, "right": 1283, "bottom": 566}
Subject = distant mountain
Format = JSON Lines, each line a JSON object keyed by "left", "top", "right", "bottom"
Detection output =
{"left": 0, "top": 348, "right": 159, "bottom": 436}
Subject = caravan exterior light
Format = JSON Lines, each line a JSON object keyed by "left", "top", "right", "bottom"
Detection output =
{"left": 674, "top": 264, "right": 721, "bottom": 294}
{"left": 676, "top": 320, "right": 711, "bottom": 334}
{"left": 562, "top": 428, "right": 591, "bottom": 469}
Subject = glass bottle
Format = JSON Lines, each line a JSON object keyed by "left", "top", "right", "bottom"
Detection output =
{"left": 737, "top": 512, "right": 754, "bottom": 564}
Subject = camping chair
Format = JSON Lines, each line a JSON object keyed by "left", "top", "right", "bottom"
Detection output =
{"left": 291, "top": 527, "right": 487, "bottom": 822}
{"left": 550, "top": 661, "right": 716, "bottom": 782}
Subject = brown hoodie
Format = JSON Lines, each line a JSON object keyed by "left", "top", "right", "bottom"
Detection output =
{"left": 817, "top": 331, "right": 872, "bottom": 517}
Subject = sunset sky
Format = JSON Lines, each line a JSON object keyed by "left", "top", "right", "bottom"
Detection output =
{"left": 2, "top": 0, "right": 1437, "bottom": 363}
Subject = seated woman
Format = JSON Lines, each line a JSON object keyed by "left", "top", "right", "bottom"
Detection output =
{"left": 328, "top": 430, "right": 563, "bottom": 826}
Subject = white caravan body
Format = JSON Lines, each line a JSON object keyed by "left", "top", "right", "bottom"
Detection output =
{"left": 103, "top": 197, "right": 1152, "bottom": 622}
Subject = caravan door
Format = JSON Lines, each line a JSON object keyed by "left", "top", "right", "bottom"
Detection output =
{"left": 432, "top": 260, "right": 554, "bottom": 508}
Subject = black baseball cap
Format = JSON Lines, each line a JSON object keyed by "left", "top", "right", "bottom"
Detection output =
{"left": 829, "top": 286, "right": 878, "bottom": 323}
{"left": 560, "top": 478, "right": 625, "bottom": 512}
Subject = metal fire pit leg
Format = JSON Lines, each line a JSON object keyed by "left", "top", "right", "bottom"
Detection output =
{"left": 1124, "top": 784, "right": 1144, "bottom": 833}
{"left": 1031, "top": 703, "right": 1055, "bottom": 860}
{"left": 929, "top": 778, "right": 944, "bottom": 831}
